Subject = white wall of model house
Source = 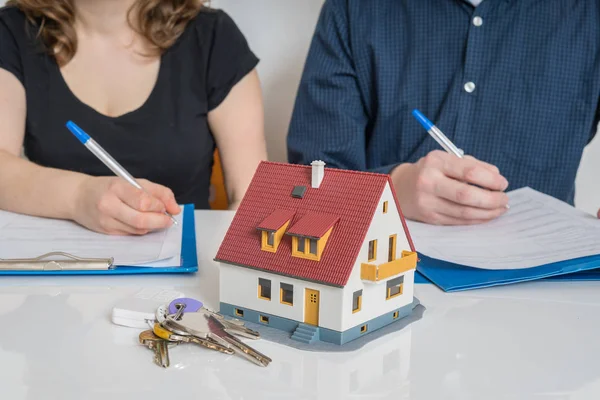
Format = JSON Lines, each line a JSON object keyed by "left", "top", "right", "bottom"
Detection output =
{"left": 340, "top": 182, "right": 415, "bottom": 330}
{"left": 219, "top": 182, "right": 415, "bottom": 332}
{"left": 219, "top": 264, "right": 343, "bottom": 331}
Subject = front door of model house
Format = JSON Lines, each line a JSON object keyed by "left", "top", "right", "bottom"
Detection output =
{"left": 304, "top": 289, "right": 320, "bottom": 326}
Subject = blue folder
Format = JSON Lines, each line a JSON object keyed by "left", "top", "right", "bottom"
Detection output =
{"left": 0, "top": 204, "right": 198, "bottom": 276}
{"left": 414, "top": 271, "right": 431, "bottom": 284}
{"left": 417, "top": 253, "right": 600, "bottom": 292}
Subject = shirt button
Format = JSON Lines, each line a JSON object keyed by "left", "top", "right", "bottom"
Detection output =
{"left": 473, "top": 16, "right": 483, "bottom": 27}
{"left": 464, "top": 82, "right": 476, "bottom": 93}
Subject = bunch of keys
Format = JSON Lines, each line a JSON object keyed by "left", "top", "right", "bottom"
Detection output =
{"left": 139, "top": 330, "right": 176, "bottom": 368}
{"left": 147, "top": 297, "right": 272, "bottom": 368}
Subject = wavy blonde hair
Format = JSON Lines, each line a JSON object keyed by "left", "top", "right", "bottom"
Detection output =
{"left": 7, "top": 0, "right": 206, "bottom": 66}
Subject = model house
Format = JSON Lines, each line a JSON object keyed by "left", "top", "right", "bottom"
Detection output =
{"left": 214, "top": 161, "right": 418, "bottom": 345}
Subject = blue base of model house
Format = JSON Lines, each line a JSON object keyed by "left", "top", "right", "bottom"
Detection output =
{"left": 219, "top": 300, "right": 416, "bottom": 345}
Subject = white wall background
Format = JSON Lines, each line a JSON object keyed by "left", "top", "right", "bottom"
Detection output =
{"left": 2, "top": 0, "right": 599, "bottom": 214}
{"left": 212, "top": 0, "right": 323, "bottom": 164}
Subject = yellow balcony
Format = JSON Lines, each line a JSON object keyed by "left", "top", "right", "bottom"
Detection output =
{"left": 361, "top": 251, "right": 417, "bottom": 282}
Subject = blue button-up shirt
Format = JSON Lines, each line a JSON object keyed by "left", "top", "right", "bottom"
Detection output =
{"left": 288, "top": 0, "right": 600, "bottom": 204}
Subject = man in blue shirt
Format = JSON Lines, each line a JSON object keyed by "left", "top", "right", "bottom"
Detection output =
{"left": 288, "top": 0, "right": 600, "bottom": 225}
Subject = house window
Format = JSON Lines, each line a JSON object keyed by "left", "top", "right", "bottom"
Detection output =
{"left": 360, "top": 324, "right": 368, "bottom": 333}
{"left": 386, "top": 276, "right": 404, "bottom": 300}
{"left": 393, "top": 311, "right": 399, "bottom": 319}
{"left": 368, "top": 240, "right": 377, "bottom": 261}
{"left": 266, "top": 232, "right": 275, "bottom": 246}
{"left": 280, "top": 283, "right": 294, "bottom": 306}
{"left": 309, "top": 239, "right": 318, "bottom": 255}
{"left": 258, "top": 278, "right": 271, "bottom": 300}
{"left": 352, "top": 290, "right": 362, "bottom": 313}
{"left": 297, "top": 237, "right": 306, "bottom": 252}
{"left": 293, "top": 236, "right": 320, "bottom": 259}
{"left": 388, "top": 234, "right": 397, "bottom": 262}
{"left": 383, "top": 201, "right": 388, "bottom": 213}
{"left": 259, "top": 315, "right": 270, "bottom": 324}
{"left": 234, "top": 308, "right": 244, "bottom": 317}
{"left": 291, "top": 227, "right": 334, "bottom": 262}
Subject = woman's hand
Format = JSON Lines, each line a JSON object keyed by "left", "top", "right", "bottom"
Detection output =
{"left": 391, "top": 150, "right": 510, "bottom": 225}
{"left": 72, "top": 176, "right": 181, "bottom": 235}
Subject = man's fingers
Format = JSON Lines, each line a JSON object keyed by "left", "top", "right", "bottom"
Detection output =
{"left": 433, "top": 176, "right": 510, "bottom": 209}
{"left": 441, "top": 156, "right": 508, "bottom": 191}
{"left": 139, "top": 180, "right": 181, "bottom": 215}
{"left": 463, "top": 155, "right": 500, "bottom": 174}
{"left": 434, "top": 196, "right": 508, "bottom": 221}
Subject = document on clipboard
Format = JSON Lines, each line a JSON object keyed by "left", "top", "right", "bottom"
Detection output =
{"left": 0, "top": 206, "right": 191, "bottom": 273}
{"left": 411, "top": 188, "right": 600, "bottom": 291}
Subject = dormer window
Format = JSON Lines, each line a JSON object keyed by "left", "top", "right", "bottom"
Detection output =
{"left": 293, "top": 236, "right": 321, "bottom": 258}
{"left": 309, "top": 239, "right": 318, "bottom": 255}
{"left": 266, "top": 232, "right": 275, "bottom": 247}
{"left": 257, "top": 209, "right": 295, "bottom": 252}
{"left": 286, "top": 212, "right": 339, "bottom": 261}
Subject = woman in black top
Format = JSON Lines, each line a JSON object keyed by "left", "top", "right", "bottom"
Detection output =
{"left": 0, "top": 0, "right": 267, "bottom": 235}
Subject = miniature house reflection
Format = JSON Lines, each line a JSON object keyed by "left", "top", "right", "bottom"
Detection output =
{"left": 212, "top": 324, "right": 414, "bottom": 400}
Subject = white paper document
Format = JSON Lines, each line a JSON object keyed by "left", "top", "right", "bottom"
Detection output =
{"left": 407, "top": 187, "right": 600, "bottom": 270}
{"left": 0, "top": 208, "right": 184, "bottom": 267}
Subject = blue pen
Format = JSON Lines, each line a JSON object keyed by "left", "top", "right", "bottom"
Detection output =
{"left": 412, "top": 110, "right": 510, "bottom": 207}
{"left": 66, "top": 121, "right": 178, "bottom": 225}
{"left": 412, "top": 109, "right": 464, "bottom": 158}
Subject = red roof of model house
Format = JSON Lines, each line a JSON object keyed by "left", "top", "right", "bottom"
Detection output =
{"left": 214, "top": 161, "right": 415, "bottom": 287}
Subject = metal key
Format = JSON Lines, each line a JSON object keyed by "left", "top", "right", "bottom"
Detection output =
{"left": 190, "top": 306, "right": 260, "bottom": 339}
{"left": 153, "top": 323, "right": 234, "bottom": 355}
{"left": 208, "top": 310, "right": 261, "bottom": 339}
{"left": 139, "top": 330, "right": 172, "bottom": 368}
{"left": 167, "top": 309, "right": 272, "bottom": 367}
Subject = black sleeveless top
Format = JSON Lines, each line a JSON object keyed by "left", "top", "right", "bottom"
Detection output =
{"left": 0, "top": 6, "right": 259, "bottom": 209}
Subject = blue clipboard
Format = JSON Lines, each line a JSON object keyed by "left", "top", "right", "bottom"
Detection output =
{"left": 0, "top": 204, "right": 198, "bottom": 276}
{"left": 417, "top": 253, "right": 600, "bottom": 292}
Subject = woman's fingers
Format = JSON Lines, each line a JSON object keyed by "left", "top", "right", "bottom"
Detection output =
{"left": 139, "top": 179, "right": 181, "bottom": 215}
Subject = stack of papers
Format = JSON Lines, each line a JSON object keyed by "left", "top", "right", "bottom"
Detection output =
{"left": 0, "top": 208, "right": 185, "bottom": 268}
{"left": 409, "top": 188, "right": 600, "bottom": 291}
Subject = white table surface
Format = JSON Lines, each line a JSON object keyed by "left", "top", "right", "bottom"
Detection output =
{"left": 1, "top": 210, "right": 600, "bottom": 400}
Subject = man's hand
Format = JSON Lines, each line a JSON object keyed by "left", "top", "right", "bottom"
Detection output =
{"left": 391, "top": 150, "right": 510, "bottom": 225}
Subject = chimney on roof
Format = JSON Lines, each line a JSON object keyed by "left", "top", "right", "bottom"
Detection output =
{"left": 311, "top": 160, "right": 325, "bottom": 188}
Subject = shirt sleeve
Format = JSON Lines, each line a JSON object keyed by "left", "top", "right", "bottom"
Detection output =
{"left": 0, "top": 16, "right": 24, "bottom": 85}
{"left": 287, "top": 0, "right": 369, "bottom": 171}
{"left": 589, "top": 98, "right": 600, "bottom": 144}
{"left": 206, "top": 10, "right": 259, "bottom": 111}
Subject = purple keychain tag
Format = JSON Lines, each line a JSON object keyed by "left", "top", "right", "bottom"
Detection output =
{"left": 168, "top": 297, "right": 203, "bottom": 315}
